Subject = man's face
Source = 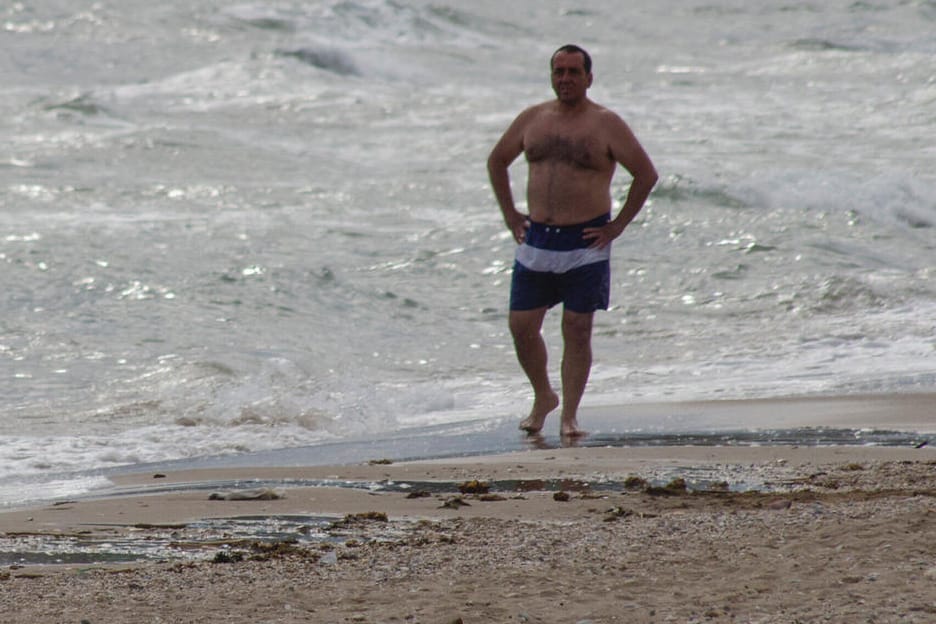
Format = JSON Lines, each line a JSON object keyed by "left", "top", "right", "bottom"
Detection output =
{"left": 551, "top": 51, "right": 592, "bottom": 104}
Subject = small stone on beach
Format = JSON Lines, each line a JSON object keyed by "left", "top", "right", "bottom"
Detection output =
{"left": 458, "top": 480, "right": 489, "bottom": 494}
{"left": 406, "top": 490, "right": 432, "bottom": 499}
{"left": 440, "top": 497, "right": 470, "bottom": 509}
{"left": 208, "top": 488, "right": 282, "bottom": 501}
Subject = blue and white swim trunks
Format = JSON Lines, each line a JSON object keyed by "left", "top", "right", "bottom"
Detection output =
{"left": 510, "top": 213, "right": 611, "bottom": 313}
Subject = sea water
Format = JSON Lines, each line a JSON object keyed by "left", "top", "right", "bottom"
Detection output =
{"left": 1, "top": 0, "right": 934, "bottom": 505}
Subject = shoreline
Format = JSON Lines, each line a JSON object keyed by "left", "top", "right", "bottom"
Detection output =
{"left": 70, "top": 390, "right": 936, "bottom": 474}
{"left": 1, "top": 445, "right": 934, "bottom": 623}
{"left": 114, "top": 391, "right": 936, "bottom": 469}
{"left": 5, "top": 390, "right": 933, "bottom": 516}
{"left": 2, "top": 444, "right": 933, "bottom": 533}
{"left": 2, "top": 392, "right": 935, "bottom": 622}
{"left": 2, "top": 390, "right": 934, "bottom": 532}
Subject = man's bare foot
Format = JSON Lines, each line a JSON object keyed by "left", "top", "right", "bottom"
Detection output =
{"left": 523, "top": 432, "right": 551, "bottom": 450}
{"left": 560, "top": 416, "right": 587, "bottom": 439}
{"left": 518, "top": 391, "right": 560, "bottom": 434}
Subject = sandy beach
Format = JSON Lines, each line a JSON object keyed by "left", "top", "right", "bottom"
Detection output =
{"left": 4, "top": 0, "right": 935, "bottom": 620}
{"left": 1, "top": 394, "right": 935, "bottom": 623}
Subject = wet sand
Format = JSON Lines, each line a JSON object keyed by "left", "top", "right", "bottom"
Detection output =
{"left": 1, "top": 394, "right": 935, "bottom": 623}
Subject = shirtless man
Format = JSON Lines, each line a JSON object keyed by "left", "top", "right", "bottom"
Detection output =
{"left": 487, "top": 44, "right": 658, "bottom": 438}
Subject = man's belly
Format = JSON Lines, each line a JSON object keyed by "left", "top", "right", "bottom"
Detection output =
{"left": 526, "top": 172, "right": 612, "bottom": 225}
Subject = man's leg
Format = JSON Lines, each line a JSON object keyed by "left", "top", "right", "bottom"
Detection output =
{"left": 509, "top": 307, "right": 559, "bottom": 433}
{"left": 560, "top": 309, "right": 594, "bottom": 437}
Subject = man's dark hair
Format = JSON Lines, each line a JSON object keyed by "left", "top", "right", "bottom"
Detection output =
{"left": 551, "top": 44, "right": 592, "bottom": 74}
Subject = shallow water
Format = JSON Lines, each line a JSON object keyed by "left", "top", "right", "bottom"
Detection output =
{"left": 1, "top": 0, "right": 935, "bottom": 505}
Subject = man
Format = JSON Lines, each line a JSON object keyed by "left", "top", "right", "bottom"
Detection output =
{"left": 487, "top": 44, "right": 658, "bottom": 438}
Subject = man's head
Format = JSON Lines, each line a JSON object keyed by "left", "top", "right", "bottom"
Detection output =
{"left": 550, "top": 44, "right": 593, "bottom": 104}
{"left": 551, "top": 44, "right": 592, "bottom": 74}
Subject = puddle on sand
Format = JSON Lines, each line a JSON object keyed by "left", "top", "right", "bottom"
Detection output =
{"left": 0, "top": 515, "right": 347, "bottom": 567}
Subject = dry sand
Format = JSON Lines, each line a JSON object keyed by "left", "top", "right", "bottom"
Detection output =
{"left": 1, "top": 443, "right": 935, "bottom": 624}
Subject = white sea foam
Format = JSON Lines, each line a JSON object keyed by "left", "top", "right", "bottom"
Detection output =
{"left": 0, "top": 476, "right": 114, "bottom": 511}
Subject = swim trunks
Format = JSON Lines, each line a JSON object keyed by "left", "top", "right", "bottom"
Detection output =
{"left": 510, "top": 213, "right": 611, "bottom": 313}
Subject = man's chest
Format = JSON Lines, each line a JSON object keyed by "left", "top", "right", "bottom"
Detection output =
{"left": 523, "top": 121, "right": 609, "bottom": 171}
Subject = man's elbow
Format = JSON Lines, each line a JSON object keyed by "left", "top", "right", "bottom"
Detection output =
{"left": 642, "top": 159, "right": 659, "bottom": 188}
{"left": 486, "top": 153, "right": 497, "bottom": 173}
{"left": 487, "top": 150, "right": 505, "bottom": 171}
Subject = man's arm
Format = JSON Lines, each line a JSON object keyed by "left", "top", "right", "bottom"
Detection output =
{"left": 584, "top": 112, "right": 658, "bottom": 248}
{"left": 487, "top": 109, "right": 534, "bottom": 244}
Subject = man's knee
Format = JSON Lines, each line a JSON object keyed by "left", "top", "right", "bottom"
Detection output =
{"left": 510, "top": 308, "right": 547, "bottom": 341}
{"left": 561, "top": 310, "right": 594, "bottom": 340}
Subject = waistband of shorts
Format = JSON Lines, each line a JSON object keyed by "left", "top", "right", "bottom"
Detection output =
{"left": 527, "top": 213, "right": 611, "bottom": 233}
{"left": 523, "top": 213, "right": 610, "bottom": 252}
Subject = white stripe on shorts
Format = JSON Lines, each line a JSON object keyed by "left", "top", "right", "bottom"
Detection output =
{"left": 515, "top": 244, "right": 610, "bottom": 274}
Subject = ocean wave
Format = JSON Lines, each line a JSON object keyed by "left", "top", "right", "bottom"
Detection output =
{"left": 801, "top": 276, "right": 887, "bottom": 315}
{"left": 788, "top": 38, "right": 863, "bottom": 53}
{"left": 223, "top": 4, "right": 298, "bottom": 32}
{"left": 275, "top": 47, "right": 359, "bottom": 75}
{"left": 649, "top": 175, "right": 748, "bottom": 209}
{"left": 4, "top": 0, "right": 936, "bottom": 511}
{"left": 224, "top": 0, "right": 504, "bottom": 48}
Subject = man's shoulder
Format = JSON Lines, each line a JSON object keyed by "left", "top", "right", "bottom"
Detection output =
{"left": 520, "top": 100, "right": 558, "bottom": 117}
{"left": 586, "top": 100, "right": 624, "bottom": 120}
{"left": 506, "top": 101, "right": 558, "bottom": 133}
{"left": 586, "top": 102, "right": 633, "bottom": 137}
